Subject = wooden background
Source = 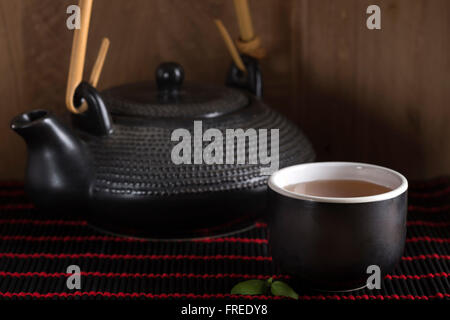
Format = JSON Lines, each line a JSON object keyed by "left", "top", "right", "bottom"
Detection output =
{"left": 0, "top": 0, "right": 449, "bottom": 180}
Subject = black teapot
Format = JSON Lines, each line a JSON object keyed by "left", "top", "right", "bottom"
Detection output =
{"left": 11, "top": 59, "right": 314, "bottom": 238}
{"left": 12, "top": 0, "right": 315, "bottom": 238}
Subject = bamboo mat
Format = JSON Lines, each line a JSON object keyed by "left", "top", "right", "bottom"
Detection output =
{"left": 0, "top": 178, "right": 448, "bottom": 300}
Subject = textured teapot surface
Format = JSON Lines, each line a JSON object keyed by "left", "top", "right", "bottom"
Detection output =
{"left": 101, "top": 62, "right": 249, "bottom": 119}
{"left": 87, "top": 102, "right": 313, "bottom": 197}
{"left": 83, "top": 63, "right": 313, "bottom": 196}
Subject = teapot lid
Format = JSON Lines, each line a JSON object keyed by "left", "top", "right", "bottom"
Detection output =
{"left": 101, "top": 62, "right": 249, "bottom": 119}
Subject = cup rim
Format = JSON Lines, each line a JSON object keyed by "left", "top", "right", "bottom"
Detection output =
{"left": 268, "top": 162, "right": 408, "bottom": 204}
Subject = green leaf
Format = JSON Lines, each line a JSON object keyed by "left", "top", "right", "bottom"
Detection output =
{"left": 270, "top": 281, "right": 299, "bottom": 300}
{"left": 231, "top": 280, "right": 267, "bottom": 296}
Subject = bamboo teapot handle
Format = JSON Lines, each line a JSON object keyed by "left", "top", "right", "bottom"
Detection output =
{"left": 215, "top": 0, "right": 265, "bottom": 97}
{"left": 66, "top": 0, "right": 110, "bottom": 114}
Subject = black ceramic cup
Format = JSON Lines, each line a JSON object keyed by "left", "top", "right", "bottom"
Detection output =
{"left": 267, "top": 162, "right": 408, "bottom": 291}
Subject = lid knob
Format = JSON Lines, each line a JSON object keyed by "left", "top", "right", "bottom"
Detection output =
{"left": 156, "top": 62, "right": 184, "bottom": 94}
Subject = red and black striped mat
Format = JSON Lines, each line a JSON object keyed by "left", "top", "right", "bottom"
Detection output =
{"left": 0, "top": 178, "right": 449, "bottom": 301}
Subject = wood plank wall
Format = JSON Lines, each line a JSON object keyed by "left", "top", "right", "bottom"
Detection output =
{"left": 0, "top": 0, "right": 449, "bottom": 180}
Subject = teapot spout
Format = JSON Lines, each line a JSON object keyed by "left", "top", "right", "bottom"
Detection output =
{"left": 11, "top": 110, "right": 92, "bottom": 210}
